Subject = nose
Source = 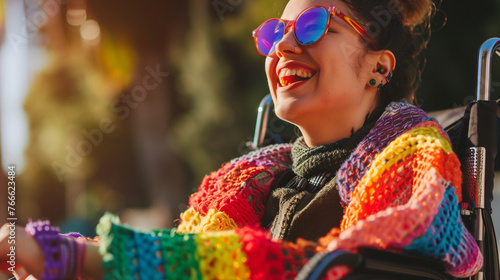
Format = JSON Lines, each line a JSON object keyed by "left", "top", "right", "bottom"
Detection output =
{"left": 274, "top": 22, "right": 302, "bottom": 57}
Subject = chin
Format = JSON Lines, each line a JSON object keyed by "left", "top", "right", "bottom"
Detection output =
{"left": 274, "top": 101, "right": 303, "bottom": 126}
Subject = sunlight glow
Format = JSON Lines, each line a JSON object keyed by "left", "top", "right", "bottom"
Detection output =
{"left": 67, "top": 8, "right": 87, "bottom": 26}
{"left": 80, "top": 19, "right": 100, "bottom": 41}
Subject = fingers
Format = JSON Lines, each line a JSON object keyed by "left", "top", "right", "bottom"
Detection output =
{"left": 0, "top": 223, "right": 13, "bottom": 257}
{"left": 12, "top": 267, "right": 36, "bottom": 280}
{"left": 0, "top": 223, "right": 19, "bottom": 275}
{"left": 0, "top": 224, "right": 43, "bottom": 279}
{"left": 15, "top": 230, "right": 44, "bottom": 279}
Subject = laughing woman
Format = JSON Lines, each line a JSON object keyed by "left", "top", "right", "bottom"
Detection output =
{"left": 0, "top": 0, "right": 483, "bottom": 279}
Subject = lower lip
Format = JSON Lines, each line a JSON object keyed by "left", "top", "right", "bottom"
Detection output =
{"left": 277, "top": 78, "right": 312, "bottom": 91}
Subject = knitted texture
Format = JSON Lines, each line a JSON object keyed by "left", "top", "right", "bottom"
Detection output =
{"left": 97, "top": 214, "right": 150, "bottom": 279}
{"left": 98, "top": 213, "right": 201, "bottom": 280}
{"left": 182, "top": 143, "right": 292, "bottom": 230}
{"left": 236, "top": 227, "right": 309, "bottom": 280}
{"left": 97, "top": 213, "right": 309, "bottom": 280}
{"left": 337, "top": 102, "right": 428, "bottom": 207}
{"left": 96, "top": 102, "right": 482, "bottom": 279}
{"left": 195, "top": 231, "right": 250, "bottom": 279}
{"left": 230, "top": 143, "right": 292, "bottom": 167}
{"left": 177, "top": 208, "right": 238, "bottom": 233}
{"left": 405, "top": 187, "right": 482, "bottom": 277}
{"left": 153, "top": 229, "right": 200, "bottom": 280}
{"left": 25, "top": 220, "right": 66, "bottom": 280}
{"left": 327, "top": 103, "right": 482, "bottom": 277}
{"left": 291, "top": 112, "right": 378, "bottom": 178}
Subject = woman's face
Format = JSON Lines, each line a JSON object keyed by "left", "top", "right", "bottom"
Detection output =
{"left": 265, "top": 0, "right": 381, "bottom": 146}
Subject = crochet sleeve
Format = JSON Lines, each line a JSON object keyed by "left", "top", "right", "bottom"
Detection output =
{"left": 97, "top": 213, "right": 311, "bottom": 280}
{"left": 96, "top": 144, "right": 308, "bottom": 279}
{"left": 325, "top": 120, "right": 483, "bottom": 278}
{"left": 177, "top": 144, "right": 292, "bottom": 232}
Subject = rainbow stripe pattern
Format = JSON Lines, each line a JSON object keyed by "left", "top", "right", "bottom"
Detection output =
{"left": 324, "top": 102, "right": 482, "bottom": 277}
{"left": 97, "top": 102, "right": 482, "bottom": 279}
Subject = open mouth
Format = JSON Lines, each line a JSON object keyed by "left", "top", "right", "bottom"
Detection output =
{"left": 278, "top": 68, "right": 315, "bottom": 87}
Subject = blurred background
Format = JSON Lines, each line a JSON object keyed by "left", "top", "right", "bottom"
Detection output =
{"left": 0, "top": 0, "right": 499, "bottom": 255}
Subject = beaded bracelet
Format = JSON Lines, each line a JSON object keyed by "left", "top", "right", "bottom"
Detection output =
{"left": 25, "top": 220, "right": 85, "bottom": 280}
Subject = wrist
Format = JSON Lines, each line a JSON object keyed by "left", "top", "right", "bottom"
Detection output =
{"left": 80, "top": 240, "right": 104, "bottom": 279}
{"left": 25, "top": 220, "right": 87, "bottom": 280}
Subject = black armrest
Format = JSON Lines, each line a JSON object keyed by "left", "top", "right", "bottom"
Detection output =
{"left": 297, "top": 248, "right": 453, "bottom": 280}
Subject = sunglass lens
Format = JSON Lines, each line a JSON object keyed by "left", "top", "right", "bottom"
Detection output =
{"left": 295, "top": 7, "right": 328, "bottom": 45}
{"left": 257, "top": 19, "right": 285, "bottom": 55}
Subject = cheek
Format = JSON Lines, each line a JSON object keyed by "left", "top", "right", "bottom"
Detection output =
{"left": 265, "top": 56, "right": 278, "bottom": 98}
{"left": 320, "top": 91, "right": 351, "bottom": 105}
{"left": 265, "top": 56, "right": 276, "bottom": 79}
{"left": 318, "top": 60, "right": 363, "bottom": 101}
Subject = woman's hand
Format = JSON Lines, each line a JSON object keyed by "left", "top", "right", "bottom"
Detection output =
{"left": 0, "top": 223, "right": 13, "bottom": 272}
{"left": 0, "top": 223, "right": 44, "bottom": 279}
{"left": 1, "top": 222, "right": 104, "bottom": 280}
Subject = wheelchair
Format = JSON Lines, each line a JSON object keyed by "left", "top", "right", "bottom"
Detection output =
{"left": 247, "top": 38, "right": 500, "bottom": 280}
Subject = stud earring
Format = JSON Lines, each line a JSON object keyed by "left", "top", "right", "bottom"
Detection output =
{"left": 369, "top": 79, "right": 376, "bottom": 86}
{"left": 378, "top": 80, "right": 383, "bottom": 89}
{"left": 377, "top": 67, "right": 385, "bottom": 74}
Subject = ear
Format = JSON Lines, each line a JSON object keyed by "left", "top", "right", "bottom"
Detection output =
{"left": 374, "top": 50, "right": 396, "bottom": 78}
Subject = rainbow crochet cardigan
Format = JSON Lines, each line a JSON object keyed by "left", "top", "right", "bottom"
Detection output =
{"left": 97, "top": 102, "right": 482, "bottom": 279}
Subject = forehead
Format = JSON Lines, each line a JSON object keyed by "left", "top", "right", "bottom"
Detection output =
{"left": 281, "top": 0, "right": 351, "bottom": 20}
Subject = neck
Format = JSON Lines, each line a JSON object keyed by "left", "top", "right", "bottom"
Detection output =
{"left": 301, "top": 127, "right": 351, "bottom": 147}
{"left": 299, "top": 100, "right": 379, "bottom": 147}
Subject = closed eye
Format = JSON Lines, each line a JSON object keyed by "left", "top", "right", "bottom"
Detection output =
{"left": 328, "top": 20, "right": 340, "bottom": 33}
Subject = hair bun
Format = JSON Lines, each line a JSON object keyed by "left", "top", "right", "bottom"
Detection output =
{"left": 397, "top": 0, "right": 432, "bottom": 26}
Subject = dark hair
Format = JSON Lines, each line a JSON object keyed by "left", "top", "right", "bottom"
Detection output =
{"left": 343, "top": 0, "right": 433, "bottom": 105}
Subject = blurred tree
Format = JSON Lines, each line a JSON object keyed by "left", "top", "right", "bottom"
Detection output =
{"left": 170, "top": 0, "right": 289, "bottom": 179}
{"left": 21, "top": 0, "right": 194, "bottom": 230}
{"left": 85, "top": 0, "right": 193, "bottom": 229}
{"left": 21, "top": 54, "right": 145, "bottom": 230}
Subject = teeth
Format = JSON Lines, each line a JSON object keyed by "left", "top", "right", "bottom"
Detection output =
{"left": 279, "top": 67, "right": 313, "bottom": 79}
{"left": 278, "top": 67, "right": 314, "bottom": 87}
